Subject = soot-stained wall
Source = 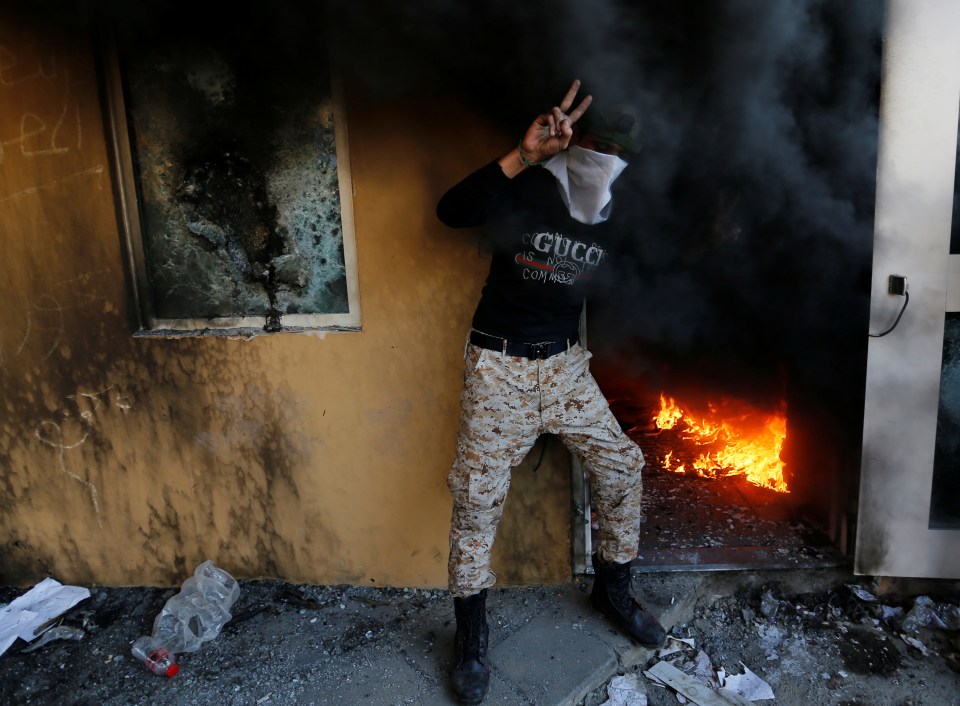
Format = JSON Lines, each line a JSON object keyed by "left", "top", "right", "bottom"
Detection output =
{"left": 0, "top": 11, "right": 572, "bottom": 588}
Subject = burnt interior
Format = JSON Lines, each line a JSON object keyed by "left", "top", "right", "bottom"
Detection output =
{"left": 587, "top": 338, "right": 866, "bottom": 569}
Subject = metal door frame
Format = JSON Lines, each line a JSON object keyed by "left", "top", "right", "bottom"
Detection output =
{"left": 856, "top": 0, "right": 960, "bottom": 578}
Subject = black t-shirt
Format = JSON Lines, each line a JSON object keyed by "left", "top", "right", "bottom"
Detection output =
{"left": 437, "top": 160, "right": 622, "bottom": 342}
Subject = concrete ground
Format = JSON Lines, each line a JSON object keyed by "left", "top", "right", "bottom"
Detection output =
{"left": 1, "top": 567, "right": 958, "bottom": 705}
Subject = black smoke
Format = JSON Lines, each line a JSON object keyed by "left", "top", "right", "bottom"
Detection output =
{"left": 402, "top": 1, "right": 881, "bottom": 420}
{"left": 325, "top": 0, "right": 883, "bottom": 417}
{"left": 25, "top": 0, "right": 883, "bottom": 411}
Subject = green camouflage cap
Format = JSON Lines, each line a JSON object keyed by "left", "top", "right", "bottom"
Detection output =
{"left": 583, "top": 103, "right": 642, "bottom": 154}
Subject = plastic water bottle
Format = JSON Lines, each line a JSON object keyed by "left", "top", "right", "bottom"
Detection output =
{"left": 151, "top": 560, "right": 240, "bottom": 651}
{"left": 131, "top": 636, "right": 180, "bottom": 677}
{"left": 131, "top": 560, "right": 240, "bottom": 674}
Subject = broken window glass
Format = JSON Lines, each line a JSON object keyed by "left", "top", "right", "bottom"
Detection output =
{"left": 107, "top": 17, "right": 360, "bottom": 334}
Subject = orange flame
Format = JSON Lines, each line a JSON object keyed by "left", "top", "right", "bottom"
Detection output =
{"left": 653, "top": 394, "right": 789, "bottom": 493}
{"left": 654, "top": 393, "right": 684, "bottom": 430}
{"left": 661, "top": 450, "right": 687, "bottom": 474}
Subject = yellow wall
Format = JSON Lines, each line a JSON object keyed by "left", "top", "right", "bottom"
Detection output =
{"left": 0, "top": 14, "right": 571, "bottom": 588}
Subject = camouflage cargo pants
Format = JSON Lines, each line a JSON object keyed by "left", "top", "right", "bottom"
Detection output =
{"left": 448, "top": 342, "right": 645, "bottom": 597}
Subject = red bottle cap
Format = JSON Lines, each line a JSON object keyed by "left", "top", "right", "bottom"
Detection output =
{"left": 165, "top": 663, "right": 180, "bottom": 677}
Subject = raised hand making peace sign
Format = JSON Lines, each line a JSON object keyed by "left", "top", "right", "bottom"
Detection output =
{"left": 499, "top": 80, "right": 593, "bottom": 177}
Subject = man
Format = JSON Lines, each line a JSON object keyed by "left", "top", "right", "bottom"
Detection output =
{"left": 436, "top": 80, "right": 666, "bottom": 705}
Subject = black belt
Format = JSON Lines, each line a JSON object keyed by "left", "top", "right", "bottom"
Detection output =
{"left": 469, "top": 330, "right": 577, "bottom": 360}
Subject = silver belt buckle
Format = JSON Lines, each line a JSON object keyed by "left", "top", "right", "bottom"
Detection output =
{"left": 532, "top": 342, "right": 551, "bottom": 359}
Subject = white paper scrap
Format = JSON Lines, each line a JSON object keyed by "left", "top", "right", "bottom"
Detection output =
{"left": 600, "top": 674, "right": 648, "bottom": 706}
{"left": 716, "top": 688, "right": 753, "bottom": 706}
{"left": 0, "top": 578, "right": 90, "bottom": 658}
{"left": 646, "top": 661, "right": 744, "bottom": 706}
{"left": 721, "top": 663, "right": 775, "bottom": 701}
{"left": 694, "top": 650, "right": 715, "bottom": 681}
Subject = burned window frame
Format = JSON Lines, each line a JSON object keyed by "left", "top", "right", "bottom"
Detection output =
{"left": 100, "top": 39, "right": 361, "bottom": 336}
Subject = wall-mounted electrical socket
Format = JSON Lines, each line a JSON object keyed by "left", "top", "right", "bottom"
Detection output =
{"left": 888, "top": 274, "right": 907, "bottom": 296}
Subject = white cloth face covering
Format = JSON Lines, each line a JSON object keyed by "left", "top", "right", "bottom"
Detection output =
{"left": 543, "top": 146, "right": 628, "bottom": 225}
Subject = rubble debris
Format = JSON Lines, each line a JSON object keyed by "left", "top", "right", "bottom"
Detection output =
{"left": 349, "top": 595, "right": 390, "bottom": 608}
{"left": 645, "top": 661, "right": 753, "bottom": 705}
{"left": 846, "top": 584, "right": 878, "bottom": 602}
{"left": 0, "top": 578, "right": 90, "bottom": 658}
{"left": 945, "top": 641, "right": 960, "bottom": 674}
{"left": 692, "top": 650, "right": 714, "bottom": 683}
{"left": 657, "top": 635, "right": 696, "bottom": 658}
{"left": 1, "top": 576, "right": 959, "bottom": 706}
{"left": 20, "top": 625, "right": 85, "bottom": 653}
{"left": 824, "top": 672, "right": 845, "bottom": 689}
{"left": 901, "top": 595, "right": 960, "bottom": 632}
{"left": 881, "top": 605, "right": 905, "bottom": 622}
{"left": 224, "top": 604, "right": 270, "bottom": 627}
{"left": 73, "top": 610, "right": 100, "bottom": 634}
{"left": 838, "top": 627, "right": 902, "bottom": 675}
{"left": 277, "top": 587, "right": 335, "bottom": 611}
{"left": 758, "top": 588, "right": 780, "bottom": 623}
{"left": 600, "top": 673, "right": 648, "bottom": 706}
{"left": 720, "top": 663, "right": 775, "bottom": 701}
{"left": 900, "top": 634, "right": 929, "bottom": 656}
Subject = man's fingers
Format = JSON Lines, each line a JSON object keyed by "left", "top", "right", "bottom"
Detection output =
{"left": 558, "top": 79, "right": 581, "bottom": 113}
{"left": 552, "top": 107, "right": 569, "bottom": 135}
{"left": 526, "top": 82, "right": 589, "bottom": 155}
{"left": 568, "top": 95, "right": 593, "bottom": 123}
{"left": 558, "top": 123, "right": 573, "bottom": 150}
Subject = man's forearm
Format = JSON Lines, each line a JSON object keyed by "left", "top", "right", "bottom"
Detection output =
{"left": 436, "top": 160, "right": 514, "bottom": 228}
{"left": 497, "top": 147, "right": 531, "bottom": 179}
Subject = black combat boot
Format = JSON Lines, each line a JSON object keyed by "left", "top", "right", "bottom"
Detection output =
{"left": 451, "top": 589, "right": 490, "bottom": 704}
{"left": 590, "top": 553, "right": 667, "bottom": 648}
